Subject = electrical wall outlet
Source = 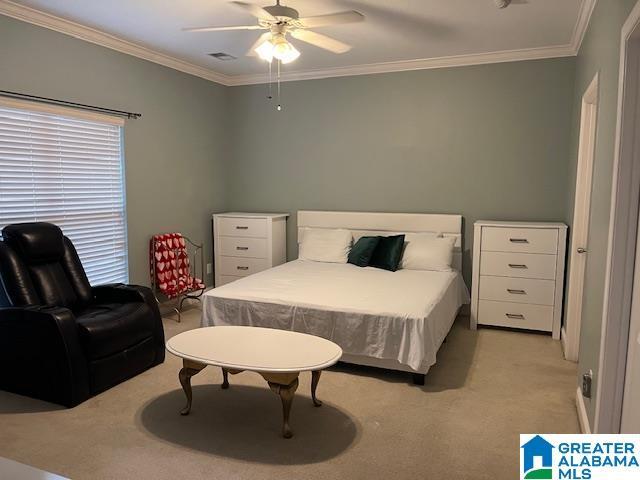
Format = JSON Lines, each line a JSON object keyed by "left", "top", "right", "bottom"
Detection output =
{"left": 582, "top": 369, "right": 593, "bottom": 398}
{"left": 206, "top": 263, "right": 212, "bottom": 275}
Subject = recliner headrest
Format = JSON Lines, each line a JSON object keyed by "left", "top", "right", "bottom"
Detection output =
{"left": 2, "top": 222, "right": 65, "bottom": 264}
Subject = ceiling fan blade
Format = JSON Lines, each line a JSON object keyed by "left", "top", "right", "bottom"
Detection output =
{"left": 290, "top": 29, "right": 352, "bottom": 54}
{"left": 182, "top": 25, "right": 264, "bottom": 32}
{"left": 230, "top": 1, "right": 277, "bottom": 21}
{"left": 246, "top": 32, "right": 272, "bottom": 56}
{"left": 297, "top": 11, "right": 364, "bottom": 28}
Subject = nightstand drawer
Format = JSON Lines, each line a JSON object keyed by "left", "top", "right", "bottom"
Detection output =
{"left": 477, "top": 300, "right": 553, "bottom": 331}
{"left": 480, "top": 251, "right": 557, "bottom": 280}
{"left": 218, "top": 217, "right": 267, "bottom": 238}
{"left": 219, "top": 256, "right": 269, "bottom": 277}
{"left": 481, "top": 227, "right": 558, "bottom": 254}
{"left": 479, "top": 276, "right": 555, "bottom": 306}
{"left": 220, "top": 236, "right": 268, "bottom": 259}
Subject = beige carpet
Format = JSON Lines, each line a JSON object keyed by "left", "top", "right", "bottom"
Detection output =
{"left": 0, "top": 307, "right": 578, "bottom": 480}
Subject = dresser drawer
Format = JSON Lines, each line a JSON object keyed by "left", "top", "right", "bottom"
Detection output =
{"left": 220, "top": 236, "right": 268, "bottom": 259}
{"left": 219, "top": 256, "right": 269, "bottom": 277}
{"left": 218, "top": 217, "right": 267, "bottom": 238}
{"left": 479, "top": 276, "right": 555, "bottom": 306}
{"left": 477, "top": 300, "right": 553, "bottom": 331}
{"left": 481, "top": 227, "right": 558, "bottom": 254}
{"left": 480, "top": 251, "right": 557, "bottom": 280}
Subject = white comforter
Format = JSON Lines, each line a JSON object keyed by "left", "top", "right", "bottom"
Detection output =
{"left": 202, "top": 260, "right": 470, "bottom": 371}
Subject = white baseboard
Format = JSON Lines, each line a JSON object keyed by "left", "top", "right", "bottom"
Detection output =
{"left": 576, "top": 387, "right": 592, "bottom": 434}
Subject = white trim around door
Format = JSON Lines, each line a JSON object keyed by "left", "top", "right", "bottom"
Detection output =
{"left": 593, "top": 0, "right": 640, "bottom": 434}
{"left": 576, "top": 387, "right": 592, "bottom": 434}
{"left": 563, "top": 72, "right": 599, "bottom": 363}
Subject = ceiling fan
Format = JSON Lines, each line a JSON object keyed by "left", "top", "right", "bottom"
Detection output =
{"left": 183, "top": 1, "right": 365, "bottom": 64}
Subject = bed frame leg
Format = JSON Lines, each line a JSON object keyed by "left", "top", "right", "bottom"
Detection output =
{"left": 412, "top": 373, "right": 425, "bottom": 386}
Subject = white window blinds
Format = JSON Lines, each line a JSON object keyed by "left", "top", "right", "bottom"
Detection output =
{"left": 0, "top": 98, "right": 128, "bottom": 285}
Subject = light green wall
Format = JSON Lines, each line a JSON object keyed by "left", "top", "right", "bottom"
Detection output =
{"left": 0, "top": 15, "right": 579, "bottom": 289}
{"left": 565, "top": 0, "right": 639, "bottom": 427}
{"left": 0, "top": 15, "right": 229, "bottom": 286}
{"left": 226, "top": 59, "right": 576, "bottom": 284}
{"left": 2, "top": 0, "right": 637, "bottom": 431}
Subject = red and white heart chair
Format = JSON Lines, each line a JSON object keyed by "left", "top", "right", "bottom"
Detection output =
{"left": 149, "top": 233, "right": 205, "bottom": 322}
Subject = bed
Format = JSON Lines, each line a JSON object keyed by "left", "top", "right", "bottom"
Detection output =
{"left": 202, "top": 211, "right": 470, "bottom": 380}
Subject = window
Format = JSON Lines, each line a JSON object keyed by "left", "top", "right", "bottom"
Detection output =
{"left": 0, "top": 98, "right": 128, "bottom": 285}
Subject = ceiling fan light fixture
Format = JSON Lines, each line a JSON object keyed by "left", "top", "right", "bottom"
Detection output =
{"left": 272, "top": 34, "right": 300, "bottom": 63}
{"left": 255, "top": 39, "right": 274, "bottom": 62}
{"left": 255, "top": 34, "right": 300, "bottom": 64}
{"left": 276, "top": 42, "right": 300, "bottom": 64}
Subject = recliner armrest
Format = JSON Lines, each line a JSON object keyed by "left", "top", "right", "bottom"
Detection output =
{"left": 92, "top": 283, "right": 148, "bottom": 304}
{"left": 0, "top": 305, "right": 90, "bottom": 407}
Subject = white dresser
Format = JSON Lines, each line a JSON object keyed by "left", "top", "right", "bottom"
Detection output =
{"left": 470, "top": 221, "right": 567, "bottom": 339}
{"left": 212, "top": 212, "right": 289, "bottom": 287}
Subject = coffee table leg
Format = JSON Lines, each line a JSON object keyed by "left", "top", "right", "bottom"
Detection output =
{"left": 311, "top": 370, "right": 323, "bottom": 407}
{"left": 221, "top": 368, "right": 229, "bottom": 389}
{"left": 178, "top": 359, "right": 206, "bottom": 416}
{"left": 268, "top": 378, "right": 299, "bottom": 439}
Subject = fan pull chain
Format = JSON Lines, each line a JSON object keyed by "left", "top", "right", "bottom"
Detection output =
{"left": 277, "top": 59, "right": 282, "bottom": 111}
{"left": 267, "top": 60, "right": 273, "bottom": 101}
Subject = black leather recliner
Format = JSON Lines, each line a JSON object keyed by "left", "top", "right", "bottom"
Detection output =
{"left": 0, "top": 222, "right": 165, "bottom": 407}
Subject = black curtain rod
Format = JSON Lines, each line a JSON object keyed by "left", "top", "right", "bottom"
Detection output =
{"left": 0, "top": 90, "right": 142, "bottom": 119}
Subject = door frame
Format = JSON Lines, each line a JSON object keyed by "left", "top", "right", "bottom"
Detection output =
{"left": 563, "top": 73, "right": 599, "bottom": 363}
{"left": 594, "top": 0, "right": 640, "bottom": 434}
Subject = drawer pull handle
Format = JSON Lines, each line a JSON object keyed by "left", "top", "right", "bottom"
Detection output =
{"left": 507, "top": 288, "right": 526, "bottom": 295}
{"left": 236, "top": 246, "right": 249, "bottom": 251}
{"left": 237, "top": 266, "right": 249, "bottom": 270}
{"left": 508, "top": 263, "right": 528, "bottom": 269}
{"left": 509, "top": 238, "right": 529, "bottom": 243}
{"left": 236, "top": 226, "right": 249, "bottom": 230}
{"left": 506, "top": 313, "right": 525, "bottom": 320}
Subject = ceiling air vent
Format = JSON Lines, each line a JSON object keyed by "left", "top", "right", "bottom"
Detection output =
{"left": 208, "top": 52, "right": 237, "bottom": 61}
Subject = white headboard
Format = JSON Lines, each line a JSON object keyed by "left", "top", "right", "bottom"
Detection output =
{"left": 297, "top": 210, "right": 463, "bottom": 271}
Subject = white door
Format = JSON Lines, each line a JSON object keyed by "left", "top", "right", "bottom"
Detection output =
{"left": 621, "top": 205, "right": 640, "bottom": 433}
{"left": 564, "top": 74, "right": 599, "bottom": 362}
{"left": 620, "top": 33, "right": 640, "bottom": 433}
{"left": 592, "top": 7, "right": 640, "bottom": 434}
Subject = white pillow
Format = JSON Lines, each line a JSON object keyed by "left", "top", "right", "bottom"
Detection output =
{"left": 299, "top": 228, "right": 352, "bottom": 263}
{"left": 401, "top": 234, "right": 456, "bottom": 271}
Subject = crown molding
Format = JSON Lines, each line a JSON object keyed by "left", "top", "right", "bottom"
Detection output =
{"left": 226, "top": 44, "right": 577, "bottom": 86}
{"left": 1, "top": 0, "right": 592, "bottom": 87}
{"left": 571, "top": 0, "right": 597, "bottom": 53}
{"left": 0, "top": 0, "right": 234, "bottom": 86}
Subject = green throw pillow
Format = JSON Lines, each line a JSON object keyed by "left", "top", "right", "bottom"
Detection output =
{"left": 369, "top": 234, "right": 406, "bottom": 272}
{"left": 348, "top": 236, "right": 380, "bottom": 267}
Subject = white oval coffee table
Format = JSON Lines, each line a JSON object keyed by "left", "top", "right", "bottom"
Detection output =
{"left": 166, "top": 326, "right": 342, "bottom": 438}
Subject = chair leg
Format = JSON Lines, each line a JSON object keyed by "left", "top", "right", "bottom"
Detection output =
{"left": 178, "top": 295, "right": 188, "bottom": 312}
{"left": 176, "top": 295, "right": 192, "bottom": 323}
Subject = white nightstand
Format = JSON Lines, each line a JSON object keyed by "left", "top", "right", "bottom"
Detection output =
{"left": 212, "top": 212, "right": 289, "bottom": 287}
{"left": 470, "top": 220, "right": 567, "bottom": 339}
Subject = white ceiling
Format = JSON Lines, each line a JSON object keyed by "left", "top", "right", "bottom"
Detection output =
{"left": 3, "top": 0, "right": 590, "bottom": 85}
